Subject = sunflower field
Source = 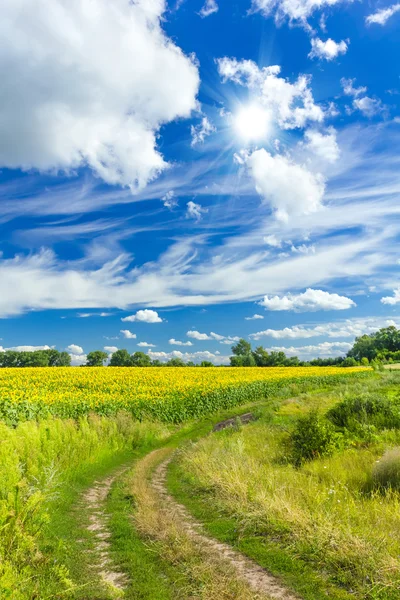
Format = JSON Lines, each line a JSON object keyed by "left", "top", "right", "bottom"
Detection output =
{"left": 0, "top": 366, "right": 370, "bottom": 425}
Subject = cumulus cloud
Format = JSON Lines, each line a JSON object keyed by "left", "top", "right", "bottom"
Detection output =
{"left": 120, "top": 330, "right": 137, "bottom": 339}
{"left": 137, "top": 342, "right": 156, "bottom": 347}
{"left": 304, "top": 128, "right": 340, "bottom": 163}
{"left": 190, "top": 117, "right": 216, "bottom": 146}
{"left": 187, "top": 330, "right": 212, "bottom": 340}
{"left": 250, "top": 316, "right": 400, "bottom": 341}
{"left": 341, "top": 78, "right": 384, "bottom": 118}
{"left": 245, "top": 314, "right": 264, "bottom": 320}
{"left": 267, "top": 341, "right": 353, "bottom": 358}
{"left": 199, "top": 0, "right": 219, "bottom": 17}
{"left": 0, "top": 345, "right": 53, "bottom": 352}
{"left": 0, "top": 0, "right": 199, "bottom": 188}
{"left": 366, "top": 3, "right": 400, "bottom": 25}
{"left": 246, "top": 149, "right": 325, "bottom": 221}
{"left": 70, "top": 353, "right": 87, "bottom": 366}
{"left": 218, "top": 59, "right": 323, "bottom": 130}
{"left": 147, "top": 349, "right": 229, "bottom": 365}
{"left": 186, "top": 201, "right": 208, "bottom": 221}
{"left": 251, "top": 0, "right": 348, "bottom": 26}
{"left": 169, "top": 338, "right": 193, "bottom": 346}
{"left": 66, "top": 344, "right": 84, "bottom": 355}
{"left": 104, "top": 346, "right": 118, "bottom": 354}
{"left": 264, "top": 235, "right": 282, "bottom": 247}
{"left": 259, "top": 288, "right": 356, "bottom": 312}
{"left": 309, "top": 38, "right": 348, "bottom": 61}
{"left": 121, "top": 309, "right": 162, "bottom": 323}
{"left": 162, "top": 191, "right": 178, "bottom": 210}
{"left": 381, "top": 288, "right": 400, "bottom": 305}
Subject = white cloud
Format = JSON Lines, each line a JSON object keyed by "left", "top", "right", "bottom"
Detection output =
{"left": 304, "top": 128, "right": 340, "bottom": 163}
{"left": 169, "top": 338, "right": 193, "bottom": 346}
{"left": 309, "top": 38, "right": 348, "bottom": 61}
{"left": 186, "top": 201, "right": 208, "bottom": 221}
{"left": 341, "top": 78, "right": 384, "bottom": 118}
{"left": 267, "top": 341, "right": 352, "bottom": 358}
{"left": 250, "top": 316, "right": 400, "bottom": 340}
{"left": 148, "top": 349, "right": 229, "bottom": 365}
{"left": 199, "top": 0, "right": 219, "bottom": 17}
{"left": 66, "top": 344, "right": 84, "bottom": 355}
{"left": 0, "top": 0, "right": 199, "bottom": 188}
{"left": 341, "top": 78, "right": 367, "bottom": 97}
{"left": 291, "top": 244, "right": 316, "bottom": 254}
{"left": 0, "top": 345, "right": 52, "bottom": 352}
{"left": 210, "top": 332, "right": 225, "bottom": 341}
{"left": 137, "top": 342, "right": 156, "bottom": 347}
{"left": 353, "top": 96, "right": 384, "bottom": 118}
{"left": 104, "top": 346, "right": 118, "bottom": 354}
{"left": 366, "top": 3, "right": 400, "bottom": 25}
{"left": 218, "top": 59, "right": 323, "bottom": 130}
{"left": 70, "top": 353, "right": 87, "bottom": 366}
{"left": 120, "top": 330, "right": 137, "bottom": 339}
{"left": 245, "top": 314, "right": 264, "bottom": 320}
{"left": 251, "top": 0, "right": 349, "bottom": 26}
{"left": 246, "top": 149, "right": 325, "bottom": 221}
{"left": 162, "top": 191, "right": 178, "bottom": 210}
{"left": 187, "top": 330, "right": 212, "bottom": 340}
{"left": 187, "top": 330, "right": 239, "bottom": 344}
{"left": 264, "top": 234, "right": 282, "bottom": 247}
{"left": 381, "top": 288, "right": 400, "bottom": 305}
{"left": 121, "top": 309, "right": 162, "bottom": 323}
{"left": 78, "top": 312, "right": 111, "bottom": 318}
{"left": 259, "top": 288, "right": 356, "bottom": 312}
{"left": 191, "top": 117, "right": 216, "bottom": 146}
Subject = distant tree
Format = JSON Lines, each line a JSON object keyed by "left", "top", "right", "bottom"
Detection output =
{"left": 252, "top": 346, "right": 270, "bottom": 367}
{"left": 231, "top": 339, "right": 252, "bottom": 357}
{"left": 341, "top": 357, "right": 359, "bottom": 367}
{"left": 166, "top": 358, "right": 186, "bottom": 367}
{"left": 151, "top": 359, "right": 163, "bottom": 367}
{"left": 55, "top": 351, "right": 71, "bottom": 366}
{"left": 86, "top": 351, "right": 108, "bottom": 367}
{"left": 131, "top": 351, "right": 152, "bottom": 367}
{"left": 186, "top": 361, "right": 196, "bottom": 367}
{"left": 200, "top": 361, "right": 214, "bottom": 367}
{"left": 110, "top": 349, "right": 132, "bottom": 367}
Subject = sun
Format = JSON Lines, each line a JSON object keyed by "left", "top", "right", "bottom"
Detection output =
{"left": 234, "top": 104, "right": 271, "bottom": 142}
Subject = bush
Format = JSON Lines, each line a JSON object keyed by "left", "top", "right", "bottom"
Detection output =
{"left": 288, "top": 411, "right": 341, "bottom": 467}
{"left": 327, "top": 394, "right": 400, "bottom": 432}
{"left": 373, "top": 448, "right": 400, "bottom": 490}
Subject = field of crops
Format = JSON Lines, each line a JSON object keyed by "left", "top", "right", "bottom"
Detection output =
{"left": 0, "top": 366, "right": 369, "bottom": 425}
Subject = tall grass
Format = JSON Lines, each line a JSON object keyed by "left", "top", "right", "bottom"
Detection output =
{"left": 0, "top": 413, "right": 170, "bottom": 599}
{"left": 174, "top": 379, "right": 400, "bottom": 599}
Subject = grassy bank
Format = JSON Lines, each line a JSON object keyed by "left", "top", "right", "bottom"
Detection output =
{"left": 169, "top": 373, "right": 400, "bottom": 600}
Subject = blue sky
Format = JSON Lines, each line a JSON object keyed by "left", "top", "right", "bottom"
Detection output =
{"left": 0, "top": 0, "right": 400, "bottom": 364}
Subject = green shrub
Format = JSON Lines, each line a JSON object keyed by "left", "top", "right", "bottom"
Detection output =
{"left": 288, "top": 410, "right": 341, "bottom": 466}
{"left": 327, "top": 394, "right": 400, "bottom": 432}
{"left": 373, "top": 448, "right": 400, "bottom": 490}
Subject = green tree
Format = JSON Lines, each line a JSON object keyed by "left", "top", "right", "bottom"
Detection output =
{"left": 86, "top": 351, "right": 108, "bottom": 366}
{"left": 231, "top": 339, "right": 252, "bottom": 356}
{"left": 200, "top": 361, "right": 214, "bottom": 367}
{"left": 110, "top": 349, "right": 132, "bottom": 367}
{"left": 131, "top": 351, "right": 152, "bottom": 367}
{"left": 166, "top": 358, "right": 186, "bottom": 367}
{"left": 252, "top": 346, "right": 270, "bottom": 366}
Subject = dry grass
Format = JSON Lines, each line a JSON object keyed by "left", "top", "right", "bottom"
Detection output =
{"left": 128, "top": 447, "right": 273, "bottom": 600}
{"left": 176, "top": 419, "right": 400, "bottom": 597}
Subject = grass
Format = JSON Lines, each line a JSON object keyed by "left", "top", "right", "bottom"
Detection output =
{"left": 169, "top": 372, "right": 400, "bottom": 600}
{"left": 0, "top": 371, "right": 381, "bottom": 598}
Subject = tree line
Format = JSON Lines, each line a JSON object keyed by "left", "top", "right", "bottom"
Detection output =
{"left": 1, "top": 326, "right": 399, "bottom": 367}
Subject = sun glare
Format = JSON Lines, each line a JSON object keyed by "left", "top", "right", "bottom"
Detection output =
{"left": 234, "top": 104, "right": 271, "bottom": 142}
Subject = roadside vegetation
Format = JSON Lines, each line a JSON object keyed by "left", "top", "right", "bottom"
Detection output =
{"left": 170, "top": 372, "right": 400, "bottom": 600}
